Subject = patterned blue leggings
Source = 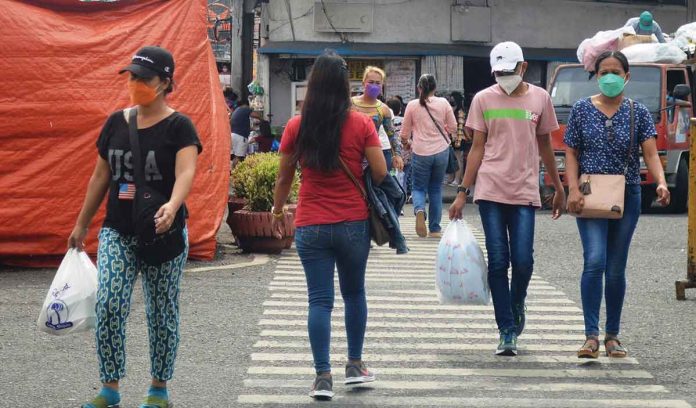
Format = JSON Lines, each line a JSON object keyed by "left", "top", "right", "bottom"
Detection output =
{"left": 95, "top": 227, "right": 188, "bottom": 383}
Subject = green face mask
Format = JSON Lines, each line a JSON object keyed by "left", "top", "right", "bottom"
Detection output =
{"left": 598, "top": 73, "right": 626, "bottom": 98}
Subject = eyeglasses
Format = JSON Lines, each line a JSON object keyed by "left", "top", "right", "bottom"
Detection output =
{"left": 605, "top": 119, "right": 614, "bottom": 143}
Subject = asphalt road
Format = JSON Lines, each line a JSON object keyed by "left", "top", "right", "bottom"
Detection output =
{"left": 1, "top": 205, "right": 694, "bottom": 407}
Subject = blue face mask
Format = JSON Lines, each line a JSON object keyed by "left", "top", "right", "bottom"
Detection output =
{"left": 598, "top": 73, "right": 626, "bottom": 98}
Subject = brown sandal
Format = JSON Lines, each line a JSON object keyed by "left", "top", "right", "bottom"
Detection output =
{"left": 577, "top": 337, "right": 600, "bottom": 359}
{"left": 604, "top": 338, "right": 627, "bottom": 358}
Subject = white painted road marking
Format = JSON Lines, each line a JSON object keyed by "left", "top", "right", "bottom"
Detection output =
{"left": 238, "top": 218, "right": 691, "bottom": 407}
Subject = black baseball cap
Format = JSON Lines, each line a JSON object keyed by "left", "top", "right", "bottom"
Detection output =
{"left": 119, "top": 46, "right": 175, "bottom": 79}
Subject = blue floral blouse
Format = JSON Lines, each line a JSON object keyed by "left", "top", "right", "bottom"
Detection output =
{"left": 564, "top": 98, "right": 656, "bottom": 185}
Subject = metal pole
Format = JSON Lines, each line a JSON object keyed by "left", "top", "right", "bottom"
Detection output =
{"left": 676, "top": 118, "right": 696, "bottom": 300}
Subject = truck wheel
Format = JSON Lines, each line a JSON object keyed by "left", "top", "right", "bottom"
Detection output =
{"left": 641, "top": 185, "right": 656, "bottom": 213}
{"left": 666, "top": 158, "right": 688, "bottom": 214}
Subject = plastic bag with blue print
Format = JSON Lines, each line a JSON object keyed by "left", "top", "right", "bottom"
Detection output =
{"left": 435, "top": 220, "right": 490, "bottom": 305}
{"left": 37, "top": 248, "right": 98, "bottom": 335}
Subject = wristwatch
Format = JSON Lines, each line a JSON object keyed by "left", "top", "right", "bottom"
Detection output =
{"left": 457, "top": 186, "right": 470, "bottom": 195}
{"left": 271, "top": 206, "right": 285, "bottom": 220}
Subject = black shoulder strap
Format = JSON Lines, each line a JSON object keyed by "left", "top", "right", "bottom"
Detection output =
{"left": 127, "top": 108, "right": 145, "bottom": 187}
{"left": 423, "top": 103, "right": 451, "bottom": 144}
{"left": 624, "top": 99, "right": 635, "bottom": 174}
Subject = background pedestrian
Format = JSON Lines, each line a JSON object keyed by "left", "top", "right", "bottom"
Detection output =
{"left": 400, "top": 74, "right": 457, "bottom": 238}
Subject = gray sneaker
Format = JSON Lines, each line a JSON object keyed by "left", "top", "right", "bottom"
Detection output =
{"left": 496, "top": 330, "right": 518, "bottom": 356}
{"left": 309, "top": 374, "right": 334, "bottom": 400}
{"left": 344, "top": 361, "right": 376, "bottom": 385}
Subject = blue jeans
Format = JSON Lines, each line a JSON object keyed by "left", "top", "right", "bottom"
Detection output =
{"left": 577, "top": 184, "right": 641, "bottom": 337}
{"left": 478, "top": 201, "right": 536, "bottom": 332}
{"left": 403, "top": 162, "right": 413, "bottom": 196}
{"left": 412, "top": 149, "right": 449, "bottom": 233}
{"left": 295, "top": 220, "right": 371, "bottom": 373}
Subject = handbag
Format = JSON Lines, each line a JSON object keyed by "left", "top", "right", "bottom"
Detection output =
{"left": 573, "top": 99, "right": 635, "bottom": 219}
{"left": 338, "top": 158, "right": 391, "bottom": 246}
{"left": 424, "top": 103, "right": 459, "bottom": 174}
{"left": 127, "top": 108, "right": 186, "bottom": 265}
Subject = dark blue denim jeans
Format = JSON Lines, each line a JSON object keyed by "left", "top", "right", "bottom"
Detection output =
{"left": 577, "top": 184, "right": 641, "bottom": 337}
{"left": 412, "top": 149, "right": 449, "bottom": 233}
{"left": 295, "top": 220, "right": 371, "bottom": 373}
{"left": 478, "top": 200, "right": 536, "bottom": 332}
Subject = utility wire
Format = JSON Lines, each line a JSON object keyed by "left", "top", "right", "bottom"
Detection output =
{"left": 284, "top": 0, "right": 296, "bottom": 41}
{"left": 320, "top": 0, "right": 350, "bottom": 44}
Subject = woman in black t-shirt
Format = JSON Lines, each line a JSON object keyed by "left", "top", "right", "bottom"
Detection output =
{"left": 68, "top": 46, "right": 201, "bottom": 408}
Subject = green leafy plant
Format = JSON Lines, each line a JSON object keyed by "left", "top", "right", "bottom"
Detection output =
{"left": 231, "top": 153, "right": 299, "bottom": 212}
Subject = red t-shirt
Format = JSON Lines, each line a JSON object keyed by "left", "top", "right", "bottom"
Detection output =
{"left": 280, "top": 111, "right": 381, "bottom": 227}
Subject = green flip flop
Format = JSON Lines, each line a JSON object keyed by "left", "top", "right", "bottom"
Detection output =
{"left": 139, "top": 395, "right": 173, "bottom": 408}
{"left": 81, "top": 395, "right": 120, "bottom": 408}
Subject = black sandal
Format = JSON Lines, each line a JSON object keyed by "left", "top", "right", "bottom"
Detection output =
{"left": 604, "top": 338, "right": 627, "bottom": 358}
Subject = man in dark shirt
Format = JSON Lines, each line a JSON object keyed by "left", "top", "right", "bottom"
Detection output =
{"left": 230, "top": 99, "right": 259, "bottom": 168}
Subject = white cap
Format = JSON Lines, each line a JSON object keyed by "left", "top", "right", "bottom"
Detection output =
{"left": 490, "top": 41, "right": 524, "bottom": 73}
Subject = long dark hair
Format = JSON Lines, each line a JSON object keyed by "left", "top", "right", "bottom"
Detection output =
{"left": 450, "top": 91, "right": 464, "bottom": 114}
{"left": 293, "top": 50, "right": 350, "bottom": 171}
{"left": 418, "top": 74, "right": 437, "bottom": 106}
{"left": 591, "top": 51, "right": 630, "bottom": 79}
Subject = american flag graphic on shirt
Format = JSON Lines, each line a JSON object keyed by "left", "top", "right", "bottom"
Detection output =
{"left": 118, "top": 183, "right": 136, "bottom": 200}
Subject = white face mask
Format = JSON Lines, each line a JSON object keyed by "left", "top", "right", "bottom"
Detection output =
{"left": 496, "top": 74, "right": 523, "bottom": 95}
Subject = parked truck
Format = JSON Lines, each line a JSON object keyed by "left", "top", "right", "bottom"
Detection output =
{"left": 542, "top": 62, "right": 693, "bottom": 213}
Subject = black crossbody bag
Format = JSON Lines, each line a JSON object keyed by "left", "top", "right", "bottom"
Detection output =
{"left": 127, "top": 108, "right": 186, "bottom": 265}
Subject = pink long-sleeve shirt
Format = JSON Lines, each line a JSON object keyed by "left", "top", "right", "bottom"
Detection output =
{"left": 400, "top": 96, "right": 457, "bottom": 156}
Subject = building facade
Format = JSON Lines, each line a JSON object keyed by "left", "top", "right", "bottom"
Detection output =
{"left": 256, "top": 0, "right": 688, "bottom": 126}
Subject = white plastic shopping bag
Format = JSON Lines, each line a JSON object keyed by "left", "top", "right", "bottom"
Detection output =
{"left": 394, "top": 170, "right": 405, "bottom": 190}
{"left": 37, "top": 249, "right": 98, "bottom": 335}
{"left": 435, "top": 220, "right": 490, "bottom": 305}
{"left": 577, "top": 26, "right": 635, "bottom": 71}
{"left": 621, "top": 42, "right": 687, "bottom": 64}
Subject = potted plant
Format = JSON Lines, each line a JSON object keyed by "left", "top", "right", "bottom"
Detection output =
{"left": 228, "top": 176, "right": 247, "bottom": 216}
{"left": 227, "top": 153, "right": 299, "bottom": 254}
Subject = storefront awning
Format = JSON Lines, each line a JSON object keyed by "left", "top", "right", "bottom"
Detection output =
{"left": 259, "top": 41, "right": 577, "bottom": 62}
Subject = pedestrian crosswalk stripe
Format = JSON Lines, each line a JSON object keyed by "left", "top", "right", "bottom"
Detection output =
{"left": 239, "top": 216, "right": 691, "bottom": 407}
{"left": 267, "top": 281, "right": 561, "bottom": 291}
{"left": 271, "top": 269, "right": 550, "bottom": 284}
{"left": 261, "top": 309, "right": 585, "bottom": 322}
{"left": 257, "top": 329, "right": 583, "bottom": 341}
{"left": 262, "top": 300, "right": 582, "bottom": 313}
{"left": 237, "top": 395, "right": 690, "bottom": 407}
{"left": 267, "top": 285, "right": 567, "bottom": 297}
{"left": 268, "top": 292, "right": 574, "bottom": 304}
{"left": 243, "top": 378, "right": 664, "bottom": 393}
{"left": 247, "top": 366, "right": 653, "bottom": 379}
{"left": 271, "top": 275, "right": 555, "bottom": 287}
{"left": 252, "top": 340, "right": 583, "bottom": 352}
{"left": 257, "top": 319, "right": 585, "bottom": 331}
{"left": 250, "top": 352, "right": 639, "bottom": 365}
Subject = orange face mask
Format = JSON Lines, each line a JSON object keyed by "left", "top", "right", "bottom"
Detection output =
{"left": 128, "top": 80, "right": 163, "bottom": 106}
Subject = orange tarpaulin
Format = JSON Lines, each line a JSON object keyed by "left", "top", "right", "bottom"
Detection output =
{"left": 0, "top": 0, "right": 231, "bottom": 266}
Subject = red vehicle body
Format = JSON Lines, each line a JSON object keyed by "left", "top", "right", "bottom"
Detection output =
{"left": 542, "top": 62, "right": 693, "bottom": 212}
